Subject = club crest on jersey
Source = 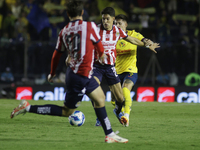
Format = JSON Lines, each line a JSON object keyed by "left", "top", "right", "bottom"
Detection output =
{"left": 119, "top": 42, "right": 126, "bottom": 47}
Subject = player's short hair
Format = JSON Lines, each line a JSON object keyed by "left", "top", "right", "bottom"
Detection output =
{"left": 66, "top": 0, "right": 83, "bottom": 18}
{"left": 101, "top": 7, "right": 115, "bottom": 17}
{"left": 115, "top": 14, "right": 128, "bottom": 23}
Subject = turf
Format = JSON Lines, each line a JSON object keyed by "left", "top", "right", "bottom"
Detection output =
{"left": 0, "top": 99, "right": 200, "bottom": 150}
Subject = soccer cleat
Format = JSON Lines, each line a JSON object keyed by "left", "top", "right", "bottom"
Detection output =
{"left": 10, "top": 100, "right": 30, "bottom": 119}
{"left": 113, "top": 109, "right": 123, "bottom": 124}
{"left": 121, "top": 116, "right": 129, "bottom": 127}
{"left": 95, "top": 118, "right": 102, "bottom": 126}
{"left": 105, "top": 134, "right": 128, "bottom": 143}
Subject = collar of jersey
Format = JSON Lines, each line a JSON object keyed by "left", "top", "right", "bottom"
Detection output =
{"left": 70, "top": 19, "right": 81, "bottom": 22}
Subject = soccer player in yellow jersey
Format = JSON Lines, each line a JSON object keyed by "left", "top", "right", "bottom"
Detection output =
{"left": 113, "top": 14, "right": 156, "bottom": 126}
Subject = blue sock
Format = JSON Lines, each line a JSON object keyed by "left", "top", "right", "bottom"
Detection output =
{"left": 29, "top": 105, "right": 62, "bottom": 116}
{"left": 94, "top": 107, "right": 113, "bottom": 135}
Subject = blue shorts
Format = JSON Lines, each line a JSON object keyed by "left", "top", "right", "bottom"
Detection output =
{"left": 118, "top": 72, "right": 138, "bottom": 85}
{"left": 93, "top": 63, "right": 120, "bottom": 86}
{"left": 64, "top": 67, "right": 99, "bottom": 108}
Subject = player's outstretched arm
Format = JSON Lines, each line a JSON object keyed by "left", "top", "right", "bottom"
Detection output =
{"left": 124, "top": 35, "right": 145, "bottom": 46}
{"left": 125, "top": 36, "right": 160, "bottom": 53}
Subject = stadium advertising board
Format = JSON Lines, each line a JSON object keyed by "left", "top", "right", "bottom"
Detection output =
{"left": 16, "top": 87, "right": 33, "bottom": 100}
{"left": 137, "top": 87, "right": 155, "bottom": 102}
{"left": 157, "top": 87, "right": 175, "bottom": 102}
{"left": 15, "top": 85, "right": 200, "bottom": 103}
{"left": 176, "top": 87, "right": 200, "bottom": 103}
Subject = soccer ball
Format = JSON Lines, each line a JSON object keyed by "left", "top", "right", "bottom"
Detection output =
{"left": 68, "top": 110, "right": 85, "bottom": 127}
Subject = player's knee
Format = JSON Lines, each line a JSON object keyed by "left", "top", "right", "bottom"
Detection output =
{"left": 94, "top": 95, "right": 105, "bottom": 107}
{"left": 116, "top": 95, "right": 124, "bottom": 103}
{"left": 62, "top": 107, "right": 75, "bottom": 117}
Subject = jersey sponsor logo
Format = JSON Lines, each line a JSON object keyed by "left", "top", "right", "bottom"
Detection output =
{"left": 104, "top": 49, "right": 113, "bottom": 54}
{"left": 137, "top": 87, "right": 154, "bottom": 102}
{"left": 157, "top": 87, "right": 175, "bottom": 102}
{"left": 105, "top": 34, "right": 111, "bottom": 38}
{"left": 16, "top": 87, "right": 33, "bottom": 100}
{"left": 102, "top": 42, "right": 116, "bottom": 46}
{"left": 116, "top": 49, "right": 132, "bottom": 55}
{"left": 177, "top": 88, "right": 200, "bottom": 103}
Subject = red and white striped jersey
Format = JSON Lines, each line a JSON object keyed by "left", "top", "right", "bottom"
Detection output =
{"left": 96, "top": 24, "right": 128, "bottom": 65}
{"left": 55, "top": 20, "right": 103, "bottom": 78}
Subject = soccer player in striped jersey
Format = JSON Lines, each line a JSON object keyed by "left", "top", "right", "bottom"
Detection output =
{"left": 113, "top": 14, "right": 159, "bottom": 126}
{"left": 94, "top": 7, "right": 159, "bottom": 126}
{"left": 10, "top": 1, "right": 129, "bottom": 143}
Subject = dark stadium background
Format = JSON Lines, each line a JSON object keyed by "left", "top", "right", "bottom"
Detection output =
{"left": 0, "top": 0, "right": 200, "bottom": 99}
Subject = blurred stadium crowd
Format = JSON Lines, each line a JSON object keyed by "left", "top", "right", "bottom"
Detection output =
{"left": 0, "top": 0, "right": 200, "bottom": 86}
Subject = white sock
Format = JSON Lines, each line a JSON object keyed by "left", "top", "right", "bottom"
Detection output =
{"left": 26, "top": 105, "right": 31, "bottom": 112}
{"left": 107, "top": 132, "right": 115, "bottom": 137}
{"left": 124, "top": 113, "right": 129, "bottom": 119}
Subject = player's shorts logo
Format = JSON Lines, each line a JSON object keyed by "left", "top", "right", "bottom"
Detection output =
{"left": 75, "top": 101, "right": 81, "bottom": 107}
{"left": 128, "top": 72, "right": 133, "bottom": 78}
{"left": 16, "top": 87, "right": 33, "bottom": 100}
{"left": 137, "top": 87, "right": 155, "bottom": 102}
{"left": 157, "top": 87, "right": 175, "bottom": 102}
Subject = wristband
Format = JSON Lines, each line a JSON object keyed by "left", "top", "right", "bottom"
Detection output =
{"left": 141, "top": 38, "right": 146, "bottom": 42}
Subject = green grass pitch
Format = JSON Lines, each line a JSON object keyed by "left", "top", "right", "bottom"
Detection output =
{"left": 0, "top": 99, "right": 200, "bottom": 150}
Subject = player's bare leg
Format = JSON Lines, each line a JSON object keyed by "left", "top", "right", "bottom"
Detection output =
{"left": 62, "top": 106, "right": 76, "bottom": 117}
{"left": 111, "top": 92, "right": 124, "bottom": 112}
{"left": 87, "top": 86, "right": 105, "bottom": 108}
{"left": 109, "top": 82, "right": 124, "bottom": 103}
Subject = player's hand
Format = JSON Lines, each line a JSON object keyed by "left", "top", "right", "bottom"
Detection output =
{"left": 143, "top": 39, "right": 154, "bottom": 46}
{"left": 65, "top": 55, "right": 71, "bottom": 66}
{"left": 99, "top": 53, "right": 107, "bottom": 64}
{"left": 47, "top": 74, "right": 56, "bottom": 83}
{"left": 148, "top": 43, "right": 160, "bottom": 53}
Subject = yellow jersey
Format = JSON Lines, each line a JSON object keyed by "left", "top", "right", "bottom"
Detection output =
{"left": 115, "top": 30, "right": 144, "bottom": 74}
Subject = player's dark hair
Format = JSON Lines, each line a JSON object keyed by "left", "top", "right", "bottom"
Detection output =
{"left": 115, "top": 14, "right": 128, "bottom": 23}
{"left": 66, "top": 0, "right": 83, "bottom": 18}
{"left": 101, "top": 7, "right": 115, "bottom": 17}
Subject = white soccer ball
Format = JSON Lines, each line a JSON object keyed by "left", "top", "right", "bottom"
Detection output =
{"left": 68, "top": 110, "right": 85, "bottom": 127}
